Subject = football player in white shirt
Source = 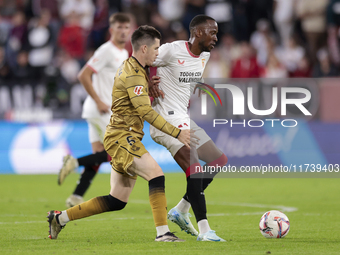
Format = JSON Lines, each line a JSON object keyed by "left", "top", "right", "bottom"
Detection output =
{"left": 58, "top": 13, "right": 130, "bottom": 208}
{"left": 149, "top": 15, "right": 229, "bottom": 242}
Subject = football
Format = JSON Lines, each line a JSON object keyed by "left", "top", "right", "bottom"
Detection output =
{"left": 259, "top": 210, "right": 290, "bottom": 238}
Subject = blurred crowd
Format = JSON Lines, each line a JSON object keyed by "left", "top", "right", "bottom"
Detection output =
{"left": 1, "top": 0, "right": 340, "bottom": 115}
{"left": 202, "top": 0, "right": 340, "bottom": 80}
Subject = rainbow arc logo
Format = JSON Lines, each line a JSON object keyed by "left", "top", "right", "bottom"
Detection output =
{"left": 196, "top": 82, "right": 223, "bottom": 106}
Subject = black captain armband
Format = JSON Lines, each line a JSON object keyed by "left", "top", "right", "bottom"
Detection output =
{"left": 176, "top": 129, "right": 181, "bottom": 138}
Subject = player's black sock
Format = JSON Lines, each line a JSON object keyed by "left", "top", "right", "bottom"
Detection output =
{"left": 77, "top": 150, "right": 108, "bottom": 166}
{"left": 73, "top": 165, "right": 97, "bottom": 196}
{"left": 66, "top": 195, "right": 126, "bottom": 221}
{"left": 183, "top": 177, "right": 213, "bottom": 202}
{"left": 183, "top": 178, "right": 212, "bottom": 202}
{"left": 101, "top": 194, "right": 126, "bottom": 211}
{"left": 184, "top": 154, "right": 228, "bottom": 202}
{"left": 149, "top": 176, "right": 168, "bottom": 227}
{"left": 186, "top": 173, "right": 207, "bottom": 222}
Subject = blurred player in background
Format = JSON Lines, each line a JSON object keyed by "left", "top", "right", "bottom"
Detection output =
{"left": 149, "top": 15, "right": 228, "bottom": 241}
{"left": 58, "top": 13, "right": 130, "bottom": 208}
{"left": 48, "top": 25, "right": 192, "bottom": 242}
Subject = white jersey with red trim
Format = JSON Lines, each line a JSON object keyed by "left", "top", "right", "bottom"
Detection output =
{"left": 82, "top": 41, "right": 129, "bottom": 118}
{"left": 152, "top": 40, "right": 210, "bottom": 118}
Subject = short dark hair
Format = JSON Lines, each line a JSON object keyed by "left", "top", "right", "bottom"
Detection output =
{"left": 109, "top": 13, "right": 130, "bottom": 26}
{"left": 189, "top": 15, "right": 215, "bottom": 33}
{"left": 131, "top": 25, "right": 161, "bottom": 51}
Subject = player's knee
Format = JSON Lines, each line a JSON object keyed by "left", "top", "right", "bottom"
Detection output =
{"left": 91, "top": 165, "right": 100, "bottom": 172}
{"left": 103, "top": 194, "right": 127, "bottom": 211}
{"left": 148, "top": 164, "right": 163, "bottom": 180}
{"left": 91, "top": 142, "right": 104, "bottom": 153}
{"left": 96, "top": 150, "right": 109, "bottom": 162}
{"left": 219, "top": 153, "right": 228, "bottom": 165}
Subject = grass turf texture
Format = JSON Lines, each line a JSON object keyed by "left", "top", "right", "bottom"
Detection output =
{"left": 0, "top": 173, "right": 339, "bottom": 254}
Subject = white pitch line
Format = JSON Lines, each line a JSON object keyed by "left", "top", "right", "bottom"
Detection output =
{"left": 207, "top": 201, "right": 298, "bottom": 212}
{"left": 0, "top": 200, "right": 298, "bottom": 225}
{"left": 129, "top": 199, "right": 298, "bottom": 213}
{"left": 208, "top": 212, "right": 266, "bottom": 217}
{"left": 0, "top": 217, "right": 139, "bottom": 225}
{"left": 0, "top": 210, "right": 297, "bottom": 225}
{"left": 0, "top": 198, "right": 49, "bottom": 202}
{"left": 0, "top": 213, "right": 265, "bottom": 224}
{"left": 0, "top": 220, "right": 45, "bottom": 225}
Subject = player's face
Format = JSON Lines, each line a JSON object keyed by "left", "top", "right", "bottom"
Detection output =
{"left": 199, "top": 20, "right": 218, "bottom": 52}
{"left": 145, "top": 38, "right": 160, "bottom": 66}
{"left": 111, "top": 22, "right": 131, "bottom": 44}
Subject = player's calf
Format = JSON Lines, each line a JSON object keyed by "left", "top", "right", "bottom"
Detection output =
{"left": 47, "top": 195, "right": 127, "bottom": 239}
{"left": 149, "top": 175, "right": 171, "bottom": 237}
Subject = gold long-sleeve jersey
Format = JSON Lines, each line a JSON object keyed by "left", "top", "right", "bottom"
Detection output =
{"left": 107, "top": 56, "right": 181, "bottom": 140}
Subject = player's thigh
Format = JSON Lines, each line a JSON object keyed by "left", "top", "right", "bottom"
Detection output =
{"left": 128, "top": 153, "right": 163, "bottom": 181}
{"left": 173, "top": 145, "right": 200, "bottom": 172}
{"left": 109, "top": 169, "right": 136, "bottom": 203}
{"left": 197, "top": 140, "right": 223, "bottom": 163}
{"left": 190, "top": 120, "right": 222, "bottom": 163}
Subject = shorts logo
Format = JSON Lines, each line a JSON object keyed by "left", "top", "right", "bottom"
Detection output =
{"left": 178, "top": 59, "right": 185, "bottom": 65}
{"left": 134, "top": 86, "right": 143, "bottom": 96}
{"left": 202, "top": 58, "right": 205, "bottom": 67}
{"left": 178, "top": 123, "right": 188, "bottom": 128}
{"left": 131, "top": 145, "right": 140, "bottom": 151}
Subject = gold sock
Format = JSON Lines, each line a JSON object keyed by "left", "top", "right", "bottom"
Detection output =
{"left": 66, "top": 196, "right": 109, "bottom": 221}
{"left": 149, "top": 187, "right": 168, "bottom": 227}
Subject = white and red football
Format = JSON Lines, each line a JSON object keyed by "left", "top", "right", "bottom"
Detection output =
{"left": 259, "top": 210, "right": 290, "bottom": 238}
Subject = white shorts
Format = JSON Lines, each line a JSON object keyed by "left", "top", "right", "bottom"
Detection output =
{"left": 150, "top": 116, "right": 211, "bottom": 157}
{"left": 86, "top": 113, "right": 111, "bottom": 143}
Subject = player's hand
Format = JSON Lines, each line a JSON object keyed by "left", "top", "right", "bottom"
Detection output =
{"left": 177, "top": 129, "right": 200, "bottom": 149}
{"left": 149, "top": 76, "right": 165, "bottom": 99}
{"left": 193, "top": 83, "right": 206, "bottom": 97}
{"left": 178, "top": 129, "right": 191, "bottom": 148}
{"left": 151, "top": 75, "right": 160, "bottom": 86}
{"left": 96, "top": 100, "right": 110, "bottom": 114}
{"left": 190, "top": 130, "right": 200, "bottom": 147}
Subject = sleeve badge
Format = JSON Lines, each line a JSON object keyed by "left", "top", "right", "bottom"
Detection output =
{"left": 134, "top": 86, "right": 143, "bottom": 96}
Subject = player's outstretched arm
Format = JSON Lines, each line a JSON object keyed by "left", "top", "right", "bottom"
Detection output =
{"left": 132, "top": 96, "right": 180, "bottom": 138}
{"left": 127, "top": 77, "right": 181, "bottom": 139}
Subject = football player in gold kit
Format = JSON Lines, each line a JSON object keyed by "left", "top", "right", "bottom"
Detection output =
{"left": 47, "top": 25, "right": 193, "bottom": 242}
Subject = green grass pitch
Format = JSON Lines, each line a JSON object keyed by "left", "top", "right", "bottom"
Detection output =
{"left": 1, "top": 173, "right": 340, "bottom": 254}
